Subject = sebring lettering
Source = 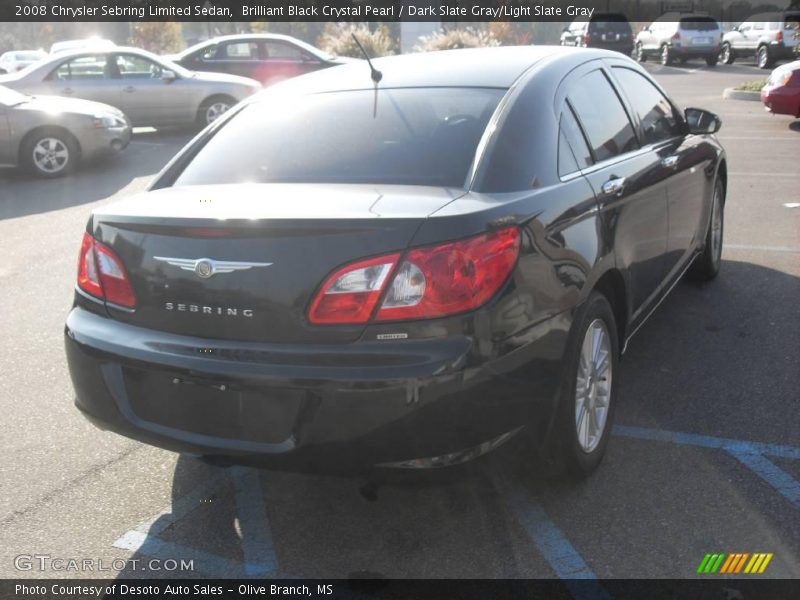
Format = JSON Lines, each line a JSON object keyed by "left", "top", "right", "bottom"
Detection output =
{"left": 165, "top": 303, "right": 254, "bottom": 318}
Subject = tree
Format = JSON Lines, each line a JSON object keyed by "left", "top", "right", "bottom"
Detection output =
{"left": 129, "top": 22, "right": 184, "bottom": 54}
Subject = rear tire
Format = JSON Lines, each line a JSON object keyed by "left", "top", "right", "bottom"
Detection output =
{"left": 757, "top": 45, "right": 774, "bottom": 69}
{"left": 705, "top": 55, "right": 718, "bottom": 67}
{"left": 21, "top": 128, "right": 78, "bottom": 178}
{"left": 544, "top": 292, "right": 619, "bottom": 480}
{"left": 720, "top": 42, "right": 734, "bottom": 65}
{"left": 660, "top": 44, "right": 673, "bottom": 66}
{"left": 635, "top": 42, "right": 647, "bottom": 62}
{"left": 687, "top": 178, "right": 724, "bottom": 281}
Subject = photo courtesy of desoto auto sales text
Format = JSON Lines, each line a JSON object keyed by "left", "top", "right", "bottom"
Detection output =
{"left": 0, "top": 0, "right": 798, "bottom": 599}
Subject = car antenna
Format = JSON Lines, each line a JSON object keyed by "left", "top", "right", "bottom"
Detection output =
{"left": 351, "top": 34, "right": 382, "bottom": 84}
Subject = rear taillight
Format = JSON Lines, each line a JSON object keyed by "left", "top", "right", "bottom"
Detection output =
{"left": 776, "top": 31, "right": 783, "bottom": 43}
{"left": 582, "top": 34, "right": 590, "bottom": 45}
{"left": 307, "top": 228, "right": 520, "bottom": 325}
{"left": 671, "top": 32, "right": 680, "bottom": 41}
{"left": 77, "top": 232, "right": 136, "bottom": 308}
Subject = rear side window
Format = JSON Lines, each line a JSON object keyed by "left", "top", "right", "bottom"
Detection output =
{"left": 174, "top": 87, "right": 504, "bottom": 188}
{"left": 559, "top": 106, "right": 592, "bottom": 170}
{"left": 568, "top": 70, "right": 638, "bottom": 162}
{"left": 612, "top": 68, "right": 680, "bottom": 145}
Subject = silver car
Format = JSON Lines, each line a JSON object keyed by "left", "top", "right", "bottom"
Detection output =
{"left": 635, "top": 13, "right": 723, "bottom": 66}
{"left": 720, "top": 12, "right": 800, "bottom": 69}
{"left": 0, "top": 85, "right": 131, "bottom": 177}
{"left": 0, "top": 47, "right": 261, "bottom": 128}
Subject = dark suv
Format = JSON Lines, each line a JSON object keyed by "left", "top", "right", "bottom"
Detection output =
{"left": 561, "top": 13, "right": 635, "bottom": 56}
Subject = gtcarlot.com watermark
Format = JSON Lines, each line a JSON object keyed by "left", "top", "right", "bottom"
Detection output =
{"left": 14, "top": 554, "right": 194, "bottom": 572}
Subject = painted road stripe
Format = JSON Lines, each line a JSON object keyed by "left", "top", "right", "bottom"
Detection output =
{"left": 505, "top": 484, "right": 610, "bottom": 599}
{"left": 230, "top": 466, "right": 278, "bottom": 576}
{"left": 613, "top": 425, "right": 800, "bottom": 460}
{"left": 728, "top": 451, "right": 800, "bottom": 509}
{"left": 114, "top": 529, "right": 242, "bottom": 577}
{"left": 724, "top": 244, "right": 800, "bottom": 254}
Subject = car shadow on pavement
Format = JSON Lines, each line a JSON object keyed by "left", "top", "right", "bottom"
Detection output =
{"left": 109, "top": 259, "right": 799, "bottom": 580}
{"left": 0, "top": 129, "right": 194, "bottom": 221}
{"left": 789, "top": 121, "right": 800, "bottom": 133}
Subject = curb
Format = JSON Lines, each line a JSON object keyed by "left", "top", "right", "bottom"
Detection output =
{"left": 723, "top": 88, "right": 761, "bottom": 101}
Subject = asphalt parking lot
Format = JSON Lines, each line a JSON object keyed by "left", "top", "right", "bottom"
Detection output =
{"left": 1, "top": 60, "right": 798, "bottom": 583}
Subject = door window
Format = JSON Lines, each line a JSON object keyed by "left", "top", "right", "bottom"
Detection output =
{"left": 568, "top": 69, "right": 638, "bottom": 162}
{"left": 50, "top": 55, "right": 109, "bottom": 80}
{"left": 115, "top": 54, "right": 163, "bottom": 79}
{"left": 612, "top": 67, "right": 680, "bottom": 145}
{"left": 220, "top": 42, "right": 260, "bottom": 60}
{"left": 264, "top": 42, "right": 307, "bottom": 60}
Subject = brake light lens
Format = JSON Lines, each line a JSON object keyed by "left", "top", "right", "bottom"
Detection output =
{"left": 306, "top": 228, "right": 520, "bottom": 325}
{"left": 307, "top": 254, "right": 400, "bottom": 324}
{"left": 776, "top": 30, "right": 783, "bottom": 43}
{"left": 77, "top": 232, "right": 136, "bottom": 308}
{"left": 671, "top": 32, "right": 680, "bottom": 41}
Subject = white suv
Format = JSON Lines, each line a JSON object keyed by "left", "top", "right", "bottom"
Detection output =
{"left": 635, "top": 13, "right": 723, "bottom": 66}
{"left": 720, "top": 12, "right": 800, "bottom": 69}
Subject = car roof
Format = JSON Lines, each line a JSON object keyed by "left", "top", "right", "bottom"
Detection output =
{"left": 263, "top": 46, "right": 601, "bottom": 93}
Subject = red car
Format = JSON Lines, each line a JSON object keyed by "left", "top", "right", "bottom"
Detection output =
{"left": 761, "top": 60, "right": 800, "bottom": 117}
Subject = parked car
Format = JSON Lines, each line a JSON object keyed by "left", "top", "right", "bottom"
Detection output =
{"left": 0, "top": 85, "right": 130, "bottom": 177}
{"left": 560, "top": 13, "right": 635, "bottom": 56}
{"left": 50, "top": 38, "right": 116, "bottom": 55}
{"left": 761, "top": 60, "right": 800, "bottom": 117}
{"left": 635, "top": 13, "right": 723, "bottom": 66}
{"left": 0, "top": 50, "right": 46, "bottom": 74}
{"left": 0, "top": 48, "right": 261, "bottom": 128}
{"left": 65, "top": 47, "right": 726, "bottom": 478}
{"left": 165, "top": 34, "right": 356, "bottom": 86}
{"left": 720, "top": 12, "right": 800, "bottom": 69}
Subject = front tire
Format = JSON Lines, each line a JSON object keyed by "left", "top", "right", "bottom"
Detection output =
{"left": 688, "top": 178, "right": 724, "bottom": 281}
{"left": 197, "top": 95, "right": 235, "bottom": 127}
{"left": 548, "top": 292, "right": 619, "bottom": 479}
{"left": 21, "top": 129, "right": 78, "bottom": 178}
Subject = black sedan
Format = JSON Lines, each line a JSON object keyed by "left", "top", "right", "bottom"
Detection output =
{"left": 65, "top": 47, "right": 726, "bottom": 478}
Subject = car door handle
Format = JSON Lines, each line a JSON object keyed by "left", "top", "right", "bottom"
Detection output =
{"left": 124, "top": 86, "right": 135, "bottom": 93}
{"left": 661, "top": 155, "right": 679, "bottom": 169}
{"left": 601, "top": 177, "right": 626, "bottom": 197}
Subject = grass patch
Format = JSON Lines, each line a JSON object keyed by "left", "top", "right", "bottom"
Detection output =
{"left": 735, "top": 79, "right": 767, "bottom": 92}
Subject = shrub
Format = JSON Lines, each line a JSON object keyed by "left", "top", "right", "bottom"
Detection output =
{"left": 414, "top": 27, "right": 501, "bottom": 52}
{"left": 317, "top": 23, "right": 397, "bottom": 58}
{"left": 735, "top": 79, "right": 767, "bottom": 92}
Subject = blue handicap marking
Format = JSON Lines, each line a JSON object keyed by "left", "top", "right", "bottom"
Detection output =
{"left": 614, "top": 425, "right": 800, "bottom": 509}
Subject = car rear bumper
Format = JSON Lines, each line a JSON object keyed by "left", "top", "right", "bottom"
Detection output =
{"left": 671, "top": 44, "right": 720, "bottom": 58}
{"left": 65, "top": 307, "right": 568, "bottom": 471}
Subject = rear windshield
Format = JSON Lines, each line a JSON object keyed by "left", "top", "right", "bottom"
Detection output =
{"left": 679, "top": 18, "right": 720, "bottom": 31}
{"left": 174, "top": 87, "right": 504, "bottom": 188}
{"left": 589, "top": 17, "right": 632, "bottom": 33}
{"left": 15, "top": 51, "right": 44, "bottom": 61}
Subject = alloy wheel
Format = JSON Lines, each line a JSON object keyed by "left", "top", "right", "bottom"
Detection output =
{"left": 32, "top": 138, "right": 69, "bottom": 174}
{"left": 205, "top": 101, "right": 231, "bottom": 125}
{"left": 575, "top": 319, "right": 612, "bottom": 453}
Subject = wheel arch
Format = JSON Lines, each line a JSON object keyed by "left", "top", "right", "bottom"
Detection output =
{"left": 196, "top": 93, "right": 238, "bottom": 124}
{"left": 716, "top": 158, "right": 728, "bottom": 205}
{"left": 591, "top": 268, "right": 628, "bottom": 355}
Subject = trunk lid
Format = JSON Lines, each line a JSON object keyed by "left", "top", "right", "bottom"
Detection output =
{"left": 90, "top": 184, "right": 463, "bottom": 344}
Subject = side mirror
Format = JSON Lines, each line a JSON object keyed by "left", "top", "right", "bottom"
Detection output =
{"left": 685, "top": 107, "right": 721, "bottom": 134}
{"left": 161, "top": 70, "right": 177, "bottom": 82}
